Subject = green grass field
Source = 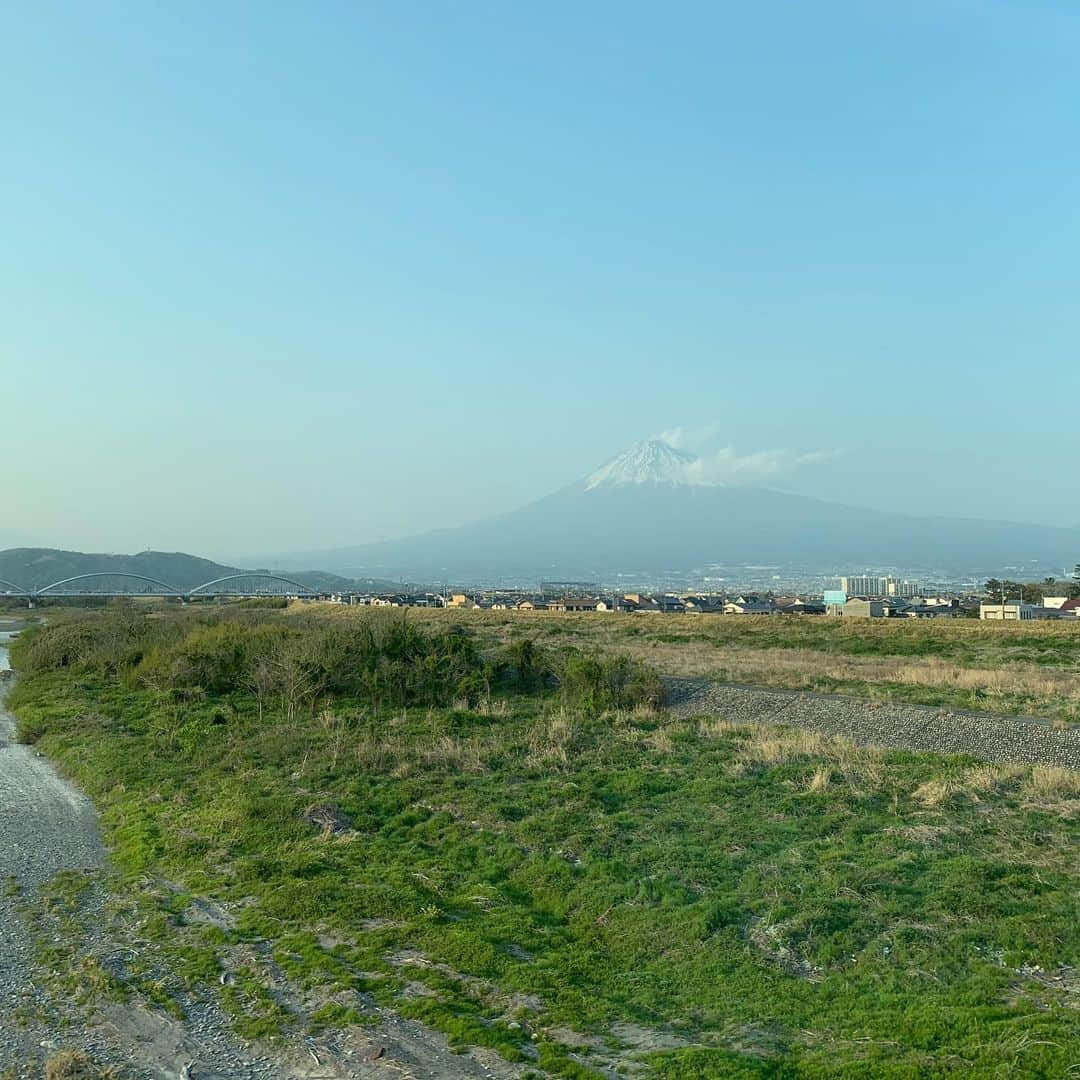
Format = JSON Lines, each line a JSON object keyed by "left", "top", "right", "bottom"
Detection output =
{"left": 8, "top": 607, "right": 1080, "bottom": 1077}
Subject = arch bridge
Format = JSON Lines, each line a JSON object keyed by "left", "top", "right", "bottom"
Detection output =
{"left": 0, "top": 571, "right": 320, "bottom": 603}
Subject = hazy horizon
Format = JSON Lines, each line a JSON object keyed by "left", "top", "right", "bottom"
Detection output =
{"left": 5, "top": 2, "right": 1079, "bottom": 558}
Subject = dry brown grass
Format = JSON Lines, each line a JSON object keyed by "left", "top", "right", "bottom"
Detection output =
{"left": 886, "top": 823, "right": 951, "bottom": 844}
{"left": 693, "top": 715, "right": 887, "bottom": 790}
{"left": 960, "top": 763, "right": 1027, "bottom": 794}
{"left": 644, "top": 727, "right": 675, "bottom": 754}
{"left": 697, "top": 716, "right": 746, "bottom": 739}
{"left": 904, "top": 762, "right": 1080, "bottom": 823}
{"left": 911, "top": 762, "right": 1080, "bottom": 813}
{"left": 526, "top": 709, "right": 581, "bottom": 768}
{"left": 912, "top": 779, "right": 961, "bottom": 809}
{"left": 319, "top": 603, "right": 1079, "bottom": 643}
{"left": 643, "top": 644, "right": 1080, "bottom": 704}
{"left": 44, "top": 1053, "right": 117, "bottom": 1080}
{"left": 420, "top": 735, "right": 488, "bottom": 773}
{"left": 355, "top": 733, "right": 396, "bottom": 772}
{"left": 736, "top": 727, "right": 829, "bottom": 765}
{"left": 1025, "top": 766, "right": 1080, "bottom": 800}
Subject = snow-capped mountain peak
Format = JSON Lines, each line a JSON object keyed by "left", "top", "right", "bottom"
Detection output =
{"left": 585, "top": 439, "right": 699, "bottom": 489}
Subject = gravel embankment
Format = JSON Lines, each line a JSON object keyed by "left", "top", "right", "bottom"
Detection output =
{"left": 667, "top": 679, "right": 1080, "bottom": 769}
{"left": 0, "top": 636, "right": 106, "bottom": 1066}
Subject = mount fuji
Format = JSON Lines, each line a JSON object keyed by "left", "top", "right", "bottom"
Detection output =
{"left": 290, "top": 440, "right": 1079, "bottom": 582}
{"left": 585, "top": 440, "right": 699, "bottom": 489}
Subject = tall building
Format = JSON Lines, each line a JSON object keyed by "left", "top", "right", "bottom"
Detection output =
{"left": 887, "top": 580, "right": 922, "bottom": 598}
{"left": 841, "top": 575, "right": 887, "bottom": 596}
{"left": 840, "top": 575, "right": 921, "bottom": 598}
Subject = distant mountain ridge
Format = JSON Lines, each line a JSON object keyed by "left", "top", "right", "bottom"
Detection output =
{"left": 287, "top": 439, "right": 1080, "bottom": 581}
{"left": 0, "top": 549, "right": 392, "bottom": 593}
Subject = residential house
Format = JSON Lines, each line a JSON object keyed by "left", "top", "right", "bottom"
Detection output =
{"left": 681, "top": 595, "right": 724, "bottom": 614}
{"left": 595, "top": 597, "right": 631, "bottom": 612}
{"left": 548, "top": 597, "right": 600, "bottom": 612}
{"left": 774, "top": 597, "right": 826, "bottom": 616}
{"left": 841, "top": 598, "right": 886, "bottom": 618}
{"left": 447, "top": 593, "right": 480, "bottom": 609}
{"left": 655, "top": 594, "right": 686, "bottom": 613}
{"left": 622, "top": 594, "right": 661, "bottom": 613}
{"left": 723, "top": 595, "right": 776, "bottom": 616}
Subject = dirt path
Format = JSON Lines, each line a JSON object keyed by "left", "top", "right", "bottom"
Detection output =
{"left": 667, "top": 677, "right": 1080, "bottom": 768}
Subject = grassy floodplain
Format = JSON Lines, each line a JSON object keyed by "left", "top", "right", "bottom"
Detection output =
{"left": 374, "top": 607, "right": 1080, "bottom": 727}
{"left": 7, "top": 604, "right": 1080, "bottom": 1077}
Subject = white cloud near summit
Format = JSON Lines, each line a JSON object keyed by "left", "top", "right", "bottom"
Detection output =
{"left": 686, "top": 446, "right": 839, "bottom": 485}
{"left": 652, "top": 430, "right": 841, "bottom": 486}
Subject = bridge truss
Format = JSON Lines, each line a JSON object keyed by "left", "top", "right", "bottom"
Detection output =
{"left": 0, "top": 571, "right": 320, "bottom": 602}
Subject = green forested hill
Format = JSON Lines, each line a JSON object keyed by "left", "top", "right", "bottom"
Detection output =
{"left": 0, "top": 548, "right": 389, "bottom": 593}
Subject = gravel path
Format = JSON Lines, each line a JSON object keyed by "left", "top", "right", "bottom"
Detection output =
{"left": 0, "top": 634, "right": 106, "bottom": 1066}
{"left": 666, "top": 678, "right": 1080, "bottom": 769}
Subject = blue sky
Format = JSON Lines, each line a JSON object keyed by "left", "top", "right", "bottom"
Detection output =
{"left": 3, "top": 1, "right": 1078, "bottom": 557}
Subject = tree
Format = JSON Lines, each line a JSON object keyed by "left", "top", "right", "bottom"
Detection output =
{"left": 267, "top": 641, "right": 317, "bottom": 725}
{"left": 246, "top": 656, "right": 276, "bottom": 724}
{"left": 983, "top": 579, "right": 1046, "bottom": 604}
{"left": 1021, "top": 583, "right": 1044, "bottom": 604}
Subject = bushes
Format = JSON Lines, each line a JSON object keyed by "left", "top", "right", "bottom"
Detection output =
{"left": 140, "top": 621, "right": 289, "bottom": 695}
{"left": 492, "top": 638, "right": 661, "bottom": 714}
{"left": 492, "top": 638, "right": 554, "bottom": 692}
{"left": 13, "top": 614, "right": 176, "bottom": 675}
{"left": 13, "top": 611, "right": 663, "bottom": 722}
{"left": 13, "top": 621, "right": 99, "bottom": 672}
{"left": 14, "top": 610, "right": 493, "bottom": 713}
{"left": 558, "top": 650, "right": 663, "bottom": 714}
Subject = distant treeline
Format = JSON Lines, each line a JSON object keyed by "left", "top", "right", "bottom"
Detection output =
{"left": 984, "top": 570, "right": 1080, "bottom": 604}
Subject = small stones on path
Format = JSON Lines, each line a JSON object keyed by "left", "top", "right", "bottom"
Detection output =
{"left": 666, "top": 679, "right": 1080, "bottom": 769}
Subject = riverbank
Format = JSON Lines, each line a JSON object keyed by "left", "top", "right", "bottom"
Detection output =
{"left": 0, "top": 634, "right": 344, "bottom": 1079}
{"left": 0, "top": 634, "right": 106, "bottom": 1071}
{"left": 7, "top": 607, "right": 1080, "bottom": 1077}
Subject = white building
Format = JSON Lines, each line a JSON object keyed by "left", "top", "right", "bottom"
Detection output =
{"left": 979, "top": 603, "right": 1051, "bottom": 621}
{"left": 840, "top": 575, "right": 921, "bottom": 598}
